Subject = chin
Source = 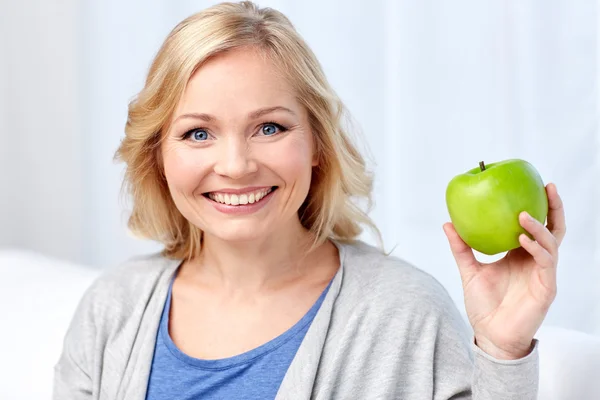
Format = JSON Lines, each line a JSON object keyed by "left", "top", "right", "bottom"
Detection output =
{"left": 203, "top": 221, "right": 275, "bottom": 243}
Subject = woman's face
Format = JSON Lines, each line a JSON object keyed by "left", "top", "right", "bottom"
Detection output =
{"left": 162, "top": 47, "right": 317, "bottom": 243}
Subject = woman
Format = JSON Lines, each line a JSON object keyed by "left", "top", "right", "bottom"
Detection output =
{"left": 53, "top": 2, "right": 566, "bottom": 399}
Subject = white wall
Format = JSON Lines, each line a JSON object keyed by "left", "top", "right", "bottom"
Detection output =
{"left": 82, "top": 0, "right": 599, "bottom": 333}
{"left": 0, "top": 0, "right": 84, "bottom": 261}
{"left": 79, "top": 0, "right": 175, "bottom": 266}
{"left": 0, "top": 7, "right": 10, "bottom": 247}
{"left": 1, "top": 0, "right": 598, "bottom": 334}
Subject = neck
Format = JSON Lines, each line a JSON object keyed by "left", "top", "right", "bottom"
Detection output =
{"left": 187, "top": 218, "right": 324, "bottom": 291}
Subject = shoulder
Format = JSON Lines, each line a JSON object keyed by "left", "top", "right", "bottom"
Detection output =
{"left": 337, "top": 240, "right": 462, "bottom": 322}
{"left": 75, "top": 253, "right": 181, "bottom": 325}
{"left": 93, "top": 252, "right": 180, "bottom": 292}
{"left": 55, "top": 253, "right": 181, "bottom": 383}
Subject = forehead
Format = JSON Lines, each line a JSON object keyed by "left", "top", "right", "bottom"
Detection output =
{"left": 175, "top": 47, "right": 299, "bottom": 117}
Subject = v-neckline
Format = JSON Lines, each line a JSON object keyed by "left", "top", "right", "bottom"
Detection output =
{"left": 120, "top": 240, "right": 347, "bottom": 400}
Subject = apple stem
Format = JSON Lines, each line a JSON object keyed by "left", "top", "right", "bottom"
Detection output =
{"left": 479, "top": 161, "right": 486, "bottom": 171}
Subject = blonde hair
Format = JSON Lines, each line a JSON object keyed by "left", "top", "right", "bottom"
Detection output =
{"left": 115, "top": 1, "right": 382, "bottom": 260}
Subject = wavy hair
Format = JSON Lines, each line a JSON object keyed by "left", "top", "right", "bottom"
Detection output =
{"left": 115, "top": 1, "right": 382, "bottom": 260}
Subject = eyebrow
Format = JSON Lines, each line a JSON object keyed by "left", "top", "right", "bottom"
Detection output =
{"left": 173, "top": 106, "right": 297, "bottom": 124}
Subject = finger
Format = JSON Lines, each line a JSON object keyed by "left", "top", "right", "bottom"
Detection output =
{"left": 443, "top": 223, "right": 479, "bottom": 280}
{"left": 519, "top": 211, "right": 558, "bottom": 258}
{"left": 519, "top": 233, "right": 557, "bottom": 300}
{"left": 545, "top": 183, "right": 566, "bottom": 246}
{"left": 518, "top": 233, "right": 555, "bottom": 269}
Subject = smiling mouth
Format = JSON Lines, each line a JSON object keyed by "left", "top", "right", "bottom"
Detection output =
{"left": 203, "top": 186, "right": 278, "bottom": 206}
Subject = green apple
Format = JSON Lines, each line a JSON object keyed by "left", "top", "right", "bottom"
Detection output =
{"left": 445, "top": 159, "right": 548, "bottom": 255}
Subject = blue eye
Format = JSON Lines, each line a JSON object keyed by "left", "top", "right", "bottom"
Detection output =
{"left": 261, "top": 123, "right": 286, "bottom": 136}
{"left": 183, "top": 128, "right": 209, "bottom": 142}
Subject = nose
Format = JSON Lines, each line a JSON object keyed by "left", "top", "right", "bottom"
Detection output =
{"left": 213, "top": 137, "right": 258, "bottom": 179}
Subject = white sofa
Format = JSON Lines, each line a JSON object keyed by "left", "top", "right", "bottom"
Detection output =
{"left": 1, "top": 249, "right": 599, "bottom": 399}
{"left": 0, "top": 250, "right": 101, "bottom": 400}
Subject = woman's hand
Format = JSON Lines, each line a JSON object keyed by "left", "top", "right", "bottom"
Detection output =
{"left": 443, "top": 183, "right": 566, "bottom": 360}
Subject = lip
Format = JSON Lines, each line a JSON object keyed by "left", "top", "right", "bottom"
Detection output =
{"left": 204, "top": 187, "right": 277, "bottom": 215}
{"left": 204, "top": 186, "right": 273, "bottom": 195}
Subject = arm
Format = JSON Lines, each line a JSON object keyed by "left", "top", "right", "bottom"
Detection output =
{"left": 470, "top": 338, "right": 539, "bottom": 399}
{"left": 431, "top": 288, "right": 539, "bottom": 400}
{"left": 53, "top": 284, "right": 97, "bottom": 399}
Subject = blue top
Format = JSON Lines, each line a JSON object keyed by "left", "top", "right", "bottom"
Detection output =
{"left": 145, "top": 272, "right": 332, "bottom": 400}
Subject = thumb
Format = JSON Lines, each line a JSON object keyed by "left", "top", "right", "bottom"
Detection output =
{"left": 443, "top": 223, "right": 479, "bottom": 280}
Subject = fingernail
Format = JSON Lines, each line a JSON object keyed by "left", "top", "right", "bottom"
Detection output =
{"left": 520, "top": 233, "right": 532, "bottom": 243}
{"left": 522, "top": 211, "right": 533, "bottom": 221}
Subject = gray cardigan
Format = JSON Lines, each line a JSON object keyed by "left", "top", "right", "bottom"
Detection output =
{"left": 53, "top": 240, "right": 538, "bottom": 399}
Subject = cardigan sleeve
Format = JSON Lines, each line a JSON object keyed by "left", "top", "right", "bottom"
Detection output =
{"left": 52, "top": 279, "right": 98, "bottom": 400}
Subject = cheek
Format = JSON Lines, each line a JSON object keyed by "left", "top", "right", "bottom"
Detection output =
{"left": 263, "top": 133, "right": 314, "bottom": 183}
{"left": 162, "top": 143, "right": 209, "bottom": 194}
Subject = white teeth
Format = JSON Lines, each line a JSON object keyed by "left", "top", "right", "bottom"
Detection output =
{"left": 208, "top": 188, "right": 273, "bottom": 206}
